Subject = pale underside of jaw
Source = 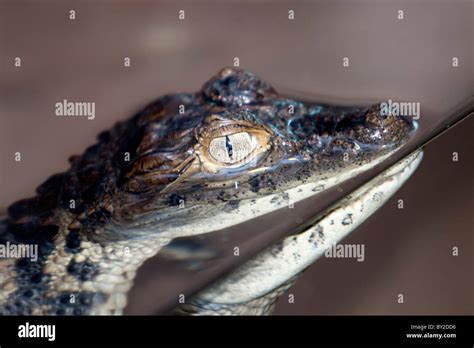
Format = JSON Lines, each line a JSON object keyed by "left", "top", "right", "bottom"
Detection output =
{"left": 193, "top": 149, "right": 424, "bottom": 304}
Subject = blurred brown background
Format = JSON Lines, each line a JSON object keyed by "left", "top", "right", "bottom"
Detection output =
{"left": 0, "top": 0, "right": 472, "bottom": 314}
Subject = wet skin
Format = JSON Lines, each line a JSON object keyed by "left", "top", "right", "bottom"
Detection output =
{"left": 0, "top": 68, "right": 417, "bottom": 315}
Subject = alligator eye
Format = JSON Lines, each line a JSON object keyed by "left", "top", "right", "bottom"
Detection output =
{"left": 196, "top": 117, "right": 273, "bottom": 172}
{"left": 209, "top": 132, "right": 257, "bottom": 164}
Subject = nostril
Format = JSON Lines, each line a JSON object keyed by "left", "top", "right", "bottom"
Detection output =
{"left": 359, "top": 105, "right": 417, "bottom": 146}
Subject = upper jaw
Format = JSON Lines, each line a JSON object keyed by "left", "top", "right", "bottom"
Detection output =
{"left": 278, "top": 103, "right": 417, "bottom": 157}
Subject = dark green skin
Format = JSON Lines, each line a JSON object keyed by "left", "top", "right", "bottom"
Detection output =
{"left": 0, "top": 68, "right": 415, "bottom": 315}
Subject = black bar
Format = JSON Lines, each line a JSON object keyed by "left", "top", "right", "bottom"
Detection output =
{"left": 0, "top": 316, "right": 472, "bottom": 346}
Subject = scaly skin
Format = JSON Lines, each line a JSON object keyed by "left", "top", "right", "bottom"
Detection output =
{"left": 0, "top": 68, "right": 418, "bottom": 315}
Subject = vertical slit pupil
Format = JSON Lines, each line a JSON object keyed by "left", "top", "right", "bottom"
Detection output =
{"left": 225, "top": 135, "right": 233, "bottom": 158}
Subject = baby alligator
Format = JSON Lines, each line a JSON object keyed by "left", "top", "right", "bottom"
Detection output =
{"left": 0, "top": 68, "right": 421, "bottom": 315}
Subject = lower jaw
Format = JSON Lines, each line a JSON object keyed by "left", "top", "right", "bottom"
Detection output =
{"left": 194, "top": 149, "right": 424, "bottom": 304}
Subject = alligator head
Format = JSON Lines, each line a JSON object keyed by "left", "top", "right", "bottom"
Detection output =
{"left": 108, "top": 67, "right": 416, "bottom": 239}
{"left": 1, "top": 68, "right": 418, "bottom": 315}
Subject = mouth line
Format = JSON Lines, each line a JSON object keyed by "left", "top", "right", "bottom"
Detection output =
{"left": 116, "top": 145, "right": 401, "bottom": 237}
